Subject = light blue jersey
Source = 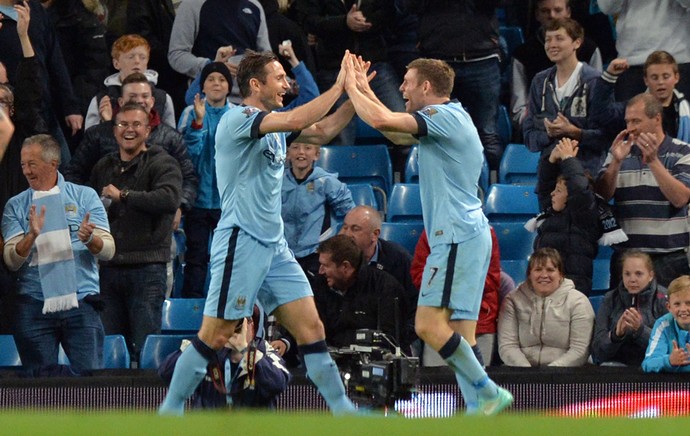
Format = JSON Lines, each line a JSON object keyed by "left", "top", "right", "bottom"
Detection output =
{"left": 1, "top": 174, "right": 110, "bottom": 300}
{"left": 214, "top": 105, "right": 291, "bottom": 243}
{"left": 413, "top": 100, "right": 488, "bottom": 247}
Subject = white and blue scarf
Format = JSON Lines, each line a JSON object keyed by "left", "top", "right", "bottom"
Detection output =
{"left": 31, "top": 186, "right": 78, "bottom": 314}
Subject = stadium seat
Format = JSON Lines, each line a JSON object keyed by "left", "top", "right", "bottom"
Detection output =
{"left": 498, "top": 143, "right": 540, "bottom": 185}
{"left": 161, "top": 298, "right": 205, "bottom": 334}
{"left": 387, "top": 183, "right": 423, "bottom": 224}
{"left": 589, "top": 295, "right": 605, "bottom": 315}
{"left": 347, "top": 183, "right": 377, "bottom": 209}
{"left": 592, "top": 259, "right": 611, "bottom": 295}
{"left": 139, "top": 334, "right": 195, "bottom": 369}
{"left": 497, "top": 105, "right": 512, "bottom": 147}
{"left": 104, "top": 335, "right": 130, "bottom": 369}
{"left": 404, "top": 145, "right": 419, "bottom": 183}
{"left": 0, "top": 335, "right": 22, "bottom": 366}
{"left": 317, "top": 144, "right": 393, "bottom": 209}
{"left": 380, "top": 222, "right": 424, "bottom": 255}
{"left": 478, "top": 158, "right": 490, "bottom": 202}
{"left": 354, "top": 116, "right": 386, "bottom": 144}
{"left": 492, "top": 222, "right": 536, "bottom": 261}
{"left": 484, "top": 184, "right": 539, "bottom": 221}
{"left": 499, "top": 25, "right": 525, "bottom": 59}
{"left": 500, "top": 259, "right": 528, "bottom": 284}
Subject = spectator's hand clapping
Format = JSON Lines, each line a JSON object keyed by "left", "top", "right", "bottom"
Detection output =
{"left": 28, "top": 204, "right": 46, "bottom": 238}
{"left": 610, "top": 129, "right": 633, "bottom": 163}
{"left": 635, "top": 132, "right": 660, "bottom": 165}
{"left": 346, "top": 4, "right": 372, "bottom": 32}
{"left": 99, "top": 95, "right": 112, "bottom": 122}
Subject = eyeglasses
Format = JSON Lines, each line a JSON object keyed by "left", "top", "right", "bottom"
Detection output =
{"left": 115, "top": 121, "right": 148, "bottom": 129}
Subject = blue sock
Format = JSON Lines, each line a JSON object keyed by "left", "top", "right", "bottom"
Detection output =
{"left": 299, "top": 341, "right": 355, "bottom": 415}
{"left": 159, "top": 337, "right": 214, "bottom": 415}
{"left": 439, "top": 333, "right": 498, "bottom": 401}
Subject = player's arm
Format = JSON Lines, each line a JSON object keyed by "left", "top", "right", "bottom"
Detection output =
{"left": 258, "top": 55, "right": 347, "bottom": 135}
{"left": 343, "top": 53, "right": 418, "bottom": 145}
{"left": 293, "top": 100, "right": 355, "bottom": 145}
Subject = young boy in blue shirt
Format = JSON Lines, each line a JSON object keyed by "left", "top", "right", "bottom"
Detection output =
{"left": 643, "top": 275, "right": 690, "bottom": 372}
{"left": 281, "top": 142, "right": 354, "bottom": 278}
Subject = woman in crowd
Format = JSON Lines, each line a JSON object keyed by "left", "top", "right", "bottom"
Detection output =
{"left": 498, "top": 248, "right": 594, "bottom": 367}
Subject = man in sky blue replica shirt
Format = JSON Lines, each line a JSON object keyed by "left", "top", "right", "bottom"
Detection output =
{"left": 342, "top": 52, "right": 513, "bottom": 415}
{"left": 160, "top": 50, "right": 358, "bottom": 415}
{"left": 2, "top": 134, "right": 115, "bottom": 372}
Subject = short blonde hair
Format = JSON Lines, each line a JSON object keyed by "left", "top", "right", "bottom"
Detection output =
{"left": 668, "top": 275, "right": 690, "bottom": 297}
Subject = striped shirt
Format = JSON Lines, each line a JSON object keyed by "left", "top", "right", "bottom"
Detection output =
{"left": 601, "top": 135, "right": 690, "bottom": 252}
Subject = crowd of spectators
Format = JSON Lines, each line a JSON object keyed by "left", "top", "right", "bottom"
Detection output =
{"left": 1, "top": 0, "right": 690, "bottom": 394}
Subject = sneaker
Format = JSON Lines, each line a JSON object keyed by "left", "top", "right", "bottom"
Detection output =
{"left": 476, "top": 387, "right": 513, "bottom": 416}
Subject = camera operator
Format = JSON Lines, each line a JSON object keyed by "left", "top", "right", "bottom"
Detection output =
{"left": 313, "top": 234, "right": 411, "bottom": 352}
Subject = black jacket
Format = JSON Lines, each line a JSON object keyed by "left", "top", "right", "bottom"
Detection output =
{"left": 313, "top": 263, "right": 409, "bottom": 350}
{"left": 294, "top": 0, "right": 395, "bottom": 70}
{"left": 65, "top": 113, "right": 198, "bottom": 211}
{"left": 46, "top": 0, "right": 110, "bottom": 115}
{"left": 534, "top": 156, "right": 602, "bottom": 295}
{"left": 592, "top": 280, "right": 668, "bottom": 366}
{"left": 372, "top": 238, "right": 417, "bottom": 324}
{"left": 405, "top": 0, "right": 500, "bottom": 60}
{"left": 0, "top": 56, "right": 49, "bottom": 211}
{"left": 89, "top": 145, "right": 182, "bottom": 265}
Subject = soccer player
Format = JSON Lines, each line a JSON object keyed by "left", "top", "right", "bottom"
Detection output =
{"left": 342, "top": 53, "right": 513, "bottom": 415}
{"left": 159, "top": 50, "right": 357, "bottom": 415}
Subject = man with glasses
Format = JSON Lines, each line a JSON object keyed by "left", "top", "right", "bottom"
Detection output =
{"left": 89, "top": 102, "right": 182, "bottom": 360}
{"left": 65, "top": 72, "right": 198, "bottom": 230}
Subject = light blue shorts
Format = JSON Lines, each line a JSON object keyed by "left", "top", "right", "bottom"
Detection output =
{"left": 417, "top": 227, "right": 491, "bottom": 321}
{"left": 204, "top": 227, "right": 312, "bottom": 320}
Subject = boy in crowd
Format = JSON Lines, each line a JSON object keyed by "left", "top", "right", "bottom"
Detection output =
{"left": 643, "top": 275, "right": 690, "bottom": 373}
{"left": 282, "top": 141, "right": 354, "bottom": 277}
{"left": 85, "top": 34, "right": 176, "bottom": 129}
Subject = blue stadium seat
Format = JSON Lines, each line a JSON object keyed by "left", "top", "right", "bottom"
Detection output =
{"left": 317, "top": 145, "right": 393, "bottom": 209}
{"left": 499, "top": 26, "right": 525, "bottom": 59}
{"left": 500, "top": 259, "right": 528, "bottom": 284}
{"left": 387, "top": 183, "right": 423, "bottom": 224}
{"left": 498, "top": 143, "right": 540, "bottom": 185}
{"left": 484, "top": 184, "right": 539, "bottom": 221}
{"left": 592, "top": 259, "right": 611, "bottom": 295}
{"left": 497, "top": 105, "right": 512, "bottom": 147}
{"left": 404, "top": 145, "right": 419, "bottom": 183}
{"left": 589, "top": 295, "right": 605, "bottom": 315}
{"left": 161, "top": 298, "right": 205, "bottom": 333}
{"left": 0, "top": 335, "right": 22, "bottom": 366}
{"left": 347, "top": 183, "right": 377, "bottom": 209}
{"left": 492, "top": 222, "right": 536, "bottom": 261}
{"left": 478, "top": 158, "right": 490, "bottom": 202}
{"left": 380, "top": 222, "right": 424, "bottom": 255}
{"left": 140, "top": 334, "right": 194, "bottom": 369}
{"left": 104, "top": 335, "right": 130, "bottom": 369}
{"left": 355, "top": 116, "right": 386, "bottom": 144}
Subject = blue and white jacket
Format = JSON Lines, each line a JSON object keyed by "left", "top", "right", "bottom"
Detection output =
{"left": 523, "top": 62, "right": 609, "bottom": 175}
{"left": 642, "top": 312, "right": 690, "bottom": 373}
{"left": 281, "top": 167, "right": 354, "bottom": 259}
